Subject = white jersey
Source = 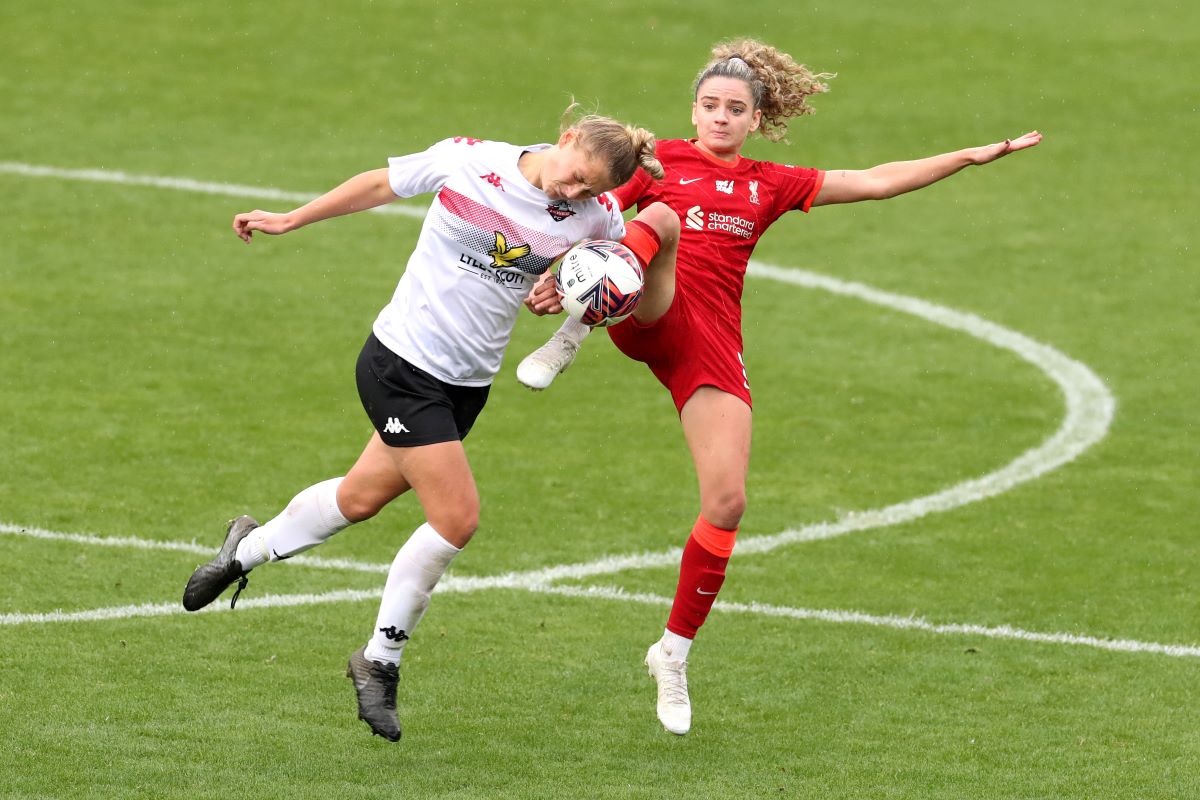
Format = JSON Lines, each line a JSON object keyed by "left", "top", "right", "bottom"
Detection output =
{"left": 373, "top": 137, "right": 626, "bottom": 386}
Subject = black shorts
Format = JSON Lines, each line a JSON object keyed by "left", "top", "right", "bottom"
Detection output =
{"left": 355, "top": 333, "right": 490, "bottom": 447}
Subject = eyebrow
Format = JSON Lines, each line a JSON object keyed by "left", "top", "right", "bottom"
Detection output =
{"left": 698, "top": 95, "right": 748, "bottom": 106}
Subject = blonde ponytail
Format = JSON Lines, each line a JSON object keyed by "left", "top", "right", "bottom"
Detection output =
{"left": 561, "top": 102, "right": 662, "bottom": 184}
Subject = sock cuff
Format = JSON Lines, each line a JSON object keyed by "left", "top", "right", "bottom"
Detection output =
{"left": 560, "top": 316, "right": 590, "bottom": 343}
{"left": 317, "top": 477, "right": 352, "bottom": 530}
{"left": 413, "top": 521, "right": 462, "bottom": 564}
{"left": 690, "top": 514, "right": 737, "bottom": 558}
{"left": 621, "top": 218, "right": 662, "bottom": 268}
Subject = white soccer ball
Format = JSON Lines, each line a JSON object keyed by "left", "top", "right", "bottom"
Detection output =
{"left": 554, "top": 239, "right": 644, "bottom": 328}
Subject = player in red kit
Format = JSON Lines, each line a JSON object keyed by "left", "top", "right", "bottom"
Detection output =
{"left": 518, "top": 39, "right": 1041, "bottom": 735}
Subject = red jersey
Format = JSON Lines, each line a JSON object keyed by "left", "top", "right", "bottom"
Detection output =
{"left": 607, "top": 139, "right": 823, "bottom": 411}
{"left": 613, "top": 139, "right": 824, "bottom": 332}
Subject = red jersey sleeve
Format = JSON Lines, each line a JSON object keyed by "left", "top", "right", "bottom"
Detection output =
{"left": 769, "top": 164, "right": 825, "bottom": 214}
{"left": 611, "top": 167, "right": 656, "bottom": 212}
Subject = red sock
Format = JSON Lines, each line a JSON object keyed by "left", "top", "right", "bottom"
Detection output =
{"left": 665, "top": 516, "right": 736, "bottom": 638}
{"left": 620, "top": 218, "right": 661, "bottom": 268}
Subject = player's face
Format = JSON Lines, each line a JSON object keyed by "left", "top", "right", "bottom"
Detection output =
{"left": 542, "top": 132, "right": 616, "bottom": 202}
{"left": 692, "top": 77, "right": 762, "bottom": 160}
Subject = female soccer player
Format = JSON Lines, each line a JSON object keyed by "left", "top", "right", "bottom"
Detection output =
{"left": 517, "top": 40, "right": 1041, "bottom": 735}
{"left": 182, "top": 109, "right": 679, "bottom": 742}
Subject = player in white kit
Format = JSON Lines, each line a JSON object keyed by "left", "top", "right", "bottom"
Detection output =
{"left": 182, "top": 110, "right": 680, "bottom": 742}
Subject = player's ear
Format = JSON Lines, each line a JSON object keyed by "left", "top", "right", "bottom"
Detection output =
{"left": 691, "top": 102, "right": 699, "bottom": 127}
{"left": 558, "top": 128, "right": 578, "bottom": 148}
{"left": 749, "top": 109, "right": 762, "bottom": 132}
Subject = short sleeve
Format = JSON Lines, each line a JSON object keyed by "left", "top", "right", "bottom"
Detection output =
{"left": 771, "top": 164, "right": 825, "bottom": 214}
{"left": 596, "top": 192, "right": 626, "bottom": 241}
{"left": 386, "top": 138, "right": 473, "bottom": 199}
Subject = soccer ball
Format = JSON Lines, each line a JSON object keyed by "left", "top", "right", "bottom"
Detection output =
{"left": 554, "top": 239, "right": 644, "bottom": 327}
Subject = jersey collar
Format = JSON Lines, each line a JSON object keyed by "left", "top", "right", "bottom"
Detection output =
{"left": 686, "top": 139, "right": 742, "bottom": 168}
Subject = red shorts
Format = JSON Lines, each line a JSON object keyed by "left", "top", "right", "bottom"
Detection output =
{"left": 607, "top": 288, "right": 750, "bottom": 414}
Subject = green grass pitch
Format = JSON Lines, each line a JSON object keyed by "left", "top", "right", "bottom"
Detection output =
{"left": 2, "top": 1, "right": 1198, "bottom": 798}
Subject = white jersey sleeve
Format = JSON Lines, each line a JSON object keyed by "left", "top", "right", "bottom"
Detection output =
{"left": 598, "top": 191, "right": 626, "bottom": 241}
{"left": 386, "top": 138, "right": 470, "bottom": 198}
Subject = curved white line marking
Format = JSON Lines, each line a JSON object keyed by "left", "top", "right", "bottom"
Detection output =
{"left": 0, "top": 161, "right": 427, "bottom": 220}
{"left": 8, "top": 582, "right": 1196, "bottom": 661}
{"left": 0, "top": 522, "right": 387, "bottom": 574}
{"left": 0, "top": 163, "right": 1138, "bottom": 658}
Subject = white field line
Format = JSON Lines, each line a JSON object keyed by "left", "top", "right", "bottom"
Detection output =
{"left": 532, "top": 584, "right": 1200, "bottom": 659}
{"left": 0, "top": 522, "right": 387, "bottom": 574}
{"left": 735, "top": 263, "right": 1117, "bottom": 553}
{"left": 0, "top": 162, "right": 1135, "bottom": 658}
{"left": 8, "top": 580, "right": 1197, "bottom": 661}
{"left": 0, "top": 588, "right": 383, "bottom": 626}
{"left": 0, "top": 161, "right": 427, "bottom": 221}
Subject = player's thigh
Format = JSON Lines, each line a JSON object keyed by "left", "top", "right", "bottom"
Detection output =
{"left": 385, "top": 438, "right": 480, "bottom": 546}
{"left": 680, "top": 387, "right": 752, "bottom": 525}
{"left": 338, "top": 432, "right": 414, "bottom": 522}
{"left": 342, "top": 432, "right": 479, "bottom": 546}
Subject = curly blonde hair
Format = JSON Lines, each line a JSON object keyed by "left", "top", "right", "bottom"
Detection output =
{"left": 693, "top": 39, "right": 834, "bottom": 142}
{"left": 560, "top": 102, "right": 664, "bottom": 183}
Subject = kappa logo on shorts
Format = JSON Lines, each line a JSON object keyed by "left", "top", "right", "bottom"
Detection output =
{"left": 383, "top": 418, "right": 410, "bottom": 434}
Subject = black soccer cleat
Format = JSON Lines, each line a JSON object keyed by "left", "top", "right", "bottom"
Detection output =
{"left": 346, "top": 646, "right": 402, "bottom": 742}
{"left": 182, "top": 515, "right": 260, "bottom": 611}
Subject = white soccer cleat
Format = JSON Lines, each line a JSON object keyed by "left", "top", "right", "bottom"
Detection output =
{"left": 516, "top": 332, "right": 579, "bottom": 391}
{"left": 645, "top": 641, "right": 692, "bottom": 735}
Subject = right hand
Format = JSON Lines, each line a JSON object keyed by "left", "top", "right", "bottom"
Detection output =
{"left": 232, "top": 210, "right": 294, "bottom": 243}
{"left": 524, "top": 271, "right": 564, "bottom": 315}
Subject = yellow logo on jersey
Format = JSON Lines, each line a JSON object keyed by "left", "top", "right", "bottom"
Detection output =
{"left": 488, "top": 231, "right": 531, "bottom": 269}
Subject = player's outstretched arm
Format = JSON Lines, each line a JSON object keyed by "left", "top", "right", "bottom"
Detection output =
{"left": 811, "top": 131, "right": 1042, "bottom": 207}
{"left": 232, "top": 168, "right": 397, "bottom": 243}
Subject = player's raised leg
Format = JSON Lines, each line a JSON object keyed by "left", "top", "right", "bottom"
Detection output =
{"left": 181, "top": 438, "right": 411, "bottom": 612}
{"left": 517, "top": 203, "right": 678, "bottom": 390}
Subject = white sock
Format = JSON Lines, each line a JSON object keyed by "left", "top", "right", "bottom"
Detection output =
{"left": 364, "top": 523, "right": 461, "bottom": 666}
{"left": 660, "top": 629, "right": 693, "bottom": 661}
{"left": 557, "top": 317, "right": 591, "bottom": 345}
{"left": 234, "top": 477, "right": 351, "bottom": 569}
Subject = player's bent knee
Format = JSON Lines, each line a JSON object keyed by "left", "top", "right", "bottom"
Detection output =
{"left": 638, "top": 202, "right": 680, "bottom": 243}
{"left": 429, "top": 504, "right": 480, "bottom": 547}
{"left": 702, "top": 491, "right": 746, "bottom": 531}
{"left": 335, "top": 490, "right": 386, "bottom": 524}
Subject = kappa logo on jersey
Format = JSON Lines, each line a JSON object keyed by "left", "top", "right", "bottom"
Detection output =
{"left": 479, "top": 172, "right": 505, "bottom": 191}
{"left": 453, "top": 137, "right": 484, "bottom": 145}
{"left": 545, "top": 199, "right": 576, "bottom": 222}
{"left": 488, "top": 231, "right": 532, "bottom": 269}
{"left": 685, "top": 205, "right": 705, "bottom": 230}
{"left": 749, "top": 180, "right": 760, "bottom": 205}
{"left": 715, "top": 180, "right": 735, "bottom": 195}
{"left": 383, "top": 418, "right": 410, "bottom": 434}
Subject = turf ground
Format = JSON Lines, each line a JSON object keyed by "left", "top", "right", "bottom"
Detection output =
{"left": 1, "top": 1, "right": 1198, "bottom": 798}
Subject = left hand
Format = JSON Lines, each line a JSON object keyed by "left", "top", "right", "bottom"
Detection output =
{"left": 524, "top": 271, "right": 564, "bottom": 315}
{"left": 971, "top": 131, "right": 1042, "bottom": 165}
